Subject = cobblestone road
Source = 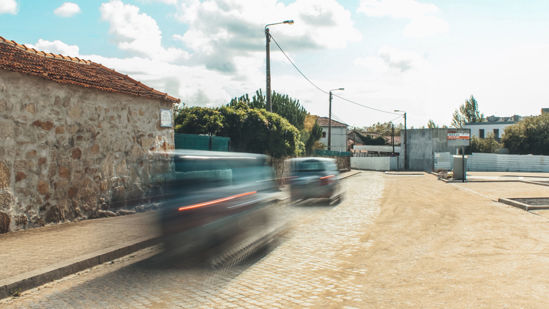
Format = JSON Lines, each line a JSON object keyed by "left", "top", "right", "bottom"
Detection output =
{"left": 1, "top": 172, "right": 383, "bottom": 308}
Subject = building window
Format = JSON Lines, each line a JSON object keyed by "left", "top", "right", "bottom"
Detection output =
{"left": 322, "top": 131, "right": 326, "bottom": 138}
{"left": 479, "top": 129, "right": 485, "bottom": 139}
{"left": 493, "top": 129, "right": 499, "bottom": 139}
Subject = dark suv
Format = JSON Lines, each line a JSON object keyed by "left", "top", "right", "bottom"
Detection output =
{"left": 149, "top": 150, "right": 281, "bottom": 258}
{"left": 287, "top": 157, "right": 342, "bottom": 204}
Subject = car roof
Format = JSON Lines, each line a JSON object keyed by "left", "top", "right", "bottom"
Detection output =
{"left": 287, "top": 157, "right": 336, "bottom": 163}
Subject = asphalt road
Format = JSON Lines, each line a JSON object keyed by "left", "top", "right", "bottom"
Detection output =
{"left": 2, "top": 171, "right": 383, "bottom": 308}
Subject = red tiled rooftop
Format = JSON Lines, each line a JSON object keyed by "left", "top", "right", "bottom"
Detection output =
{"left": 317, "top": 116, "right": 348, "bottom": 127}
{"left": 0, "top": 36, "right": 179, "bottom": 104}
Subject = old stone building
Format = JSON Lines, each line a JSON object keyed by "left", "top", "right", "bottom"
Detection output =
{"left": 0, "top": 36, "right": 179, "bottom": 233}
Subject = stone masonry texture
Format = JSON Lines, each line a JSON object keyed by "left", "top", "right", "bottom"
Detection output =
{"left": 0, "top": 70, "right": 174, "bottom": 232}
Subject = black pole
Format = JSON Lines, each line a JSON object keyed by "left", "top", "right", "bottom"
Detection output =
{"left": 265, "top": 27, "right": 271, "bottom": 112}
{"left": 392, "top": 123, "right": 395, "bottom": 156}
{"left": 404, "top": 112, "right": 408, "bottom": 170}
{"left": 462, "top": 146, "right": 465, "bottom": 183}
{"left": 328, "top": 91, "right": 332, "bottom": 151}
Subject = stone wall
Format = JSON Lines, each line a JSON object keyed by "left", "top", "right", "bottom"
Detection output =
{"left": 0, "top": 70, "right": 174, "bottom": 232}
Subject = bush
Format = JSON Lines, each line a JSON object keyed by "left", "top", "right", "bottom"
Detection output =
{"left": 470, "top": 134, "right": 502, "bottom": 153}
{"left": 176, "top": 105, "right": 303, "bottom": 158}
{"left": 502, "top": 114, "right": 549, "bottom": 155}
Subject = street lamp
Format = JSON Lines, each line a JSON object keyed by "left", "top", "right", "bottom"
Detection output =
{"left": 265, "top": 20, "right": 294, "bottom": 112}
{"left": 328, "top": 88, "right": 344, "bottom": 151}
{"left": 394, "top": 110, "right": 407, "bottom": 170}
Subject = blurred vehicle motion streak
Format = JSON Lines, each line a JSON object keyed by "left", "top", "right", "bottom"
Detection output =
{"left": 147, "top": 150, "right": 283, "bottom": 263}
{"left": 287, "top": 157, "right": 343, "bottom": 204}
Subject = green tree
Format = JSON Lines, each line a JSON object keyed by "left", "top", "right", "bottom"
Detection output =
{"left": 360, "top": 134, "right": 386, "bottom": 145}
{"left": 360, "top": 122, "right": 402, "bottom": 136}
{"left": 174, "top": 107, "right": 223, "bottom": 135}
{"left": 229, "top": 89, "right": 307, "bottom": 131}
{"left": 470, "top": 134, "right": 502, "bottom": 153}
{"left": 502, "top": 114, "right": 549, "bottom": 155}
{"left": 451, "top": 95, "right": 484, "bottom": 128}
{"left": 301, "top": 120, "right": 323, "bottom": 155}
{"left": 218, "top": 105, "right": 303, "bottom": 157}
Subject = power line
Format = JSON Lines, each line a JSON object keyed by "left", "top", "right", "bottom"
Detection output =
{"left": 268, "top": 33, "right": 328, "bottom": 95}
{"left": 332, "top": 93, "right": 399, "bottom": 115}
{"left": 268, "top": 33, "right": 400, "bottom": 116}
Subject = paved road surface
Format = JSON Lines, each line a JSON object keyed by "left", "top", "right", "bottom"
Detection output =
{"left": 7, "top": 171, "right": 549, "bottom": 308}
{"left": 2, "top": 172, "right": 382, "bottom": 308}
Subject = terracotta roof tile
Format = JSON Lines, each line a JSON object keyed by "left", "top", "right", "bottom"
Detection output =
{"left": 317, "top": 116, "right": 348, "bottom": 127}
{"left": 0, "top": 36, "right": 180, "bottom": 103}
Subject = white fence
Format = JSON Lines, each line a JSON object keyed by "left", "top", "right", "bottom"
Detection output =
{"left": 351, "top": 156, "right": 398, "bottom": 171}
{"left": 468, "top": 152, "right": 549, "bottom": 172}
{"left": 434, "top": 152, "right": 549, "bottom": 172}
{"left": 353, "top": 145, "right": 401, "bottom": 153}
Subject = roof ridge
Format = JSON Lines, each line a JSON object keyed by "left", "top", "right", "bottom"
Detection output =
{"left": 0, "top": 35, "right": 92, "bottom": 65}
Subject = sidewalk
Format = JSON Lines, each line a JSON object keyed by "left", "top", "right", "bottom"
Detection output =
{"left": 0, "top": 212, "right": 160, "bottom": 299}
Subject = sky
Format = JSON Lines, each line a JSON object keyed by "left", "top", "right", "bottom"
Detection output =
{"left": 1, "top": 0, "right": 549, "bottom": 128}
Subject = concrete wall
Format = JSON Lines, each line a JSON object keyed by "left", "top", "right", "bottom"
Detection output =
{"left": 319, "top": 126, "right": 347, "bottom": 152}
{"left": 402, "top": 128, "right": 470, "bottom": 171}
{"left": 351, "top": 157, "right": 397, "bottom": 171}
{"left": 0, "top": 70, "right": 174, "bottom": 233}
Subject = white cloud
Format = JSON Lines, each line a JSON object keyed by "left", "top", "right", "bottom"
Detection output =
{"left": 0, "top": 0, "right": 17, "bottom": 14}
{"left": 54, "top": 2, "right": 81, "bottom": 17}
{"left": 28, "top": 39, "right": 80, "bottom": 57}
{"left": 26, "top": 38, "right": 260, "bottom": 107}
{"left": 174, "top": 0, "right": 361, "bottom": 72}
{"left": 358, "top": 0, "right": 448, "bottom": 38}
{"left": 355, "top": 46, "right": 425, "bottom": 73}
{"left": 137, "top": 0, "right": 178, "bottom": 4}
{"left": 100, "top": 0, "right": 188, "bottom": 62}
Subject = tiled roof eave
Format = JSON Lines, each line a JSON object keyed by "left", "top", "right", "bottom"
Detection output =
{"left": 0, "top": 36, "right": 180, "bottom": 104}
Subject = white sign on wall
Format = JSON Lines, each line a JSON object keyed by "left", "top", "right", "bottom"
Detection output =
{"left": 160, "top": 108, "right": 172, "bottom": 128}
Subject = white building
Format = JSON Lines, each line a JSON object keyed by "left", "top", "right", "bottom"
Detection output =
{"left": 317, "top": 117, "right": 348, "bottom": 152}
{"left": 464, "top": 115, "right": 522, "bottom": 139}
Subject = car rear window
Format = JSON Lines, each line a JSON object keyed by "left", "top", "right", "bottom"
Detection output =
{"left": 296, "top": 160, "right": 325, "bottom": 172}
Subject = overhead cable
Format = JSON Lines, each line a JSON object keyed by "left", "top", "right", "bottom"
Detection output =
{"left": 268, "top": 33, "right": 400, "bottom": 116}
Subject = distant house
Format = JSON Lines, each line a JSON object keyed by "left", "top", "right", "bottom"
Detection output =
{"left": 316, "top": 117, "right": 348, "bottom": 152}
{"left": 0, "top": 36, "right": 179, "bottom": 233}
{"left": 464, "top": 115, "right": 522, "bottom": 140}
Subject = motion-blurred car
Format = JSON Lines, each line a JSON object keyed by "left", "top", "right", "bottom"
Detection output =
{"left": 148, "top": 150, "right": 282, "bottom": 260}
{"left": 287, "top": 157, "right": 342, "bottom": 204}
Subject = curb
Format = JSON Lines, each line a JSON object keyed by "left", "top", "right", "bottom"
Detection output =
{"left": 520, "top": 180, "right": 549, "bottom": 187}
{"left": 384, "top": 171, "right": 425, "bottom": 176}
{"left": 340, "top": 171, "right": 361, "bottom": 180}
{"left": 0, "top": 236, "right": 161, "bottom": 300}
{"left": 498, "top": 198, "right": 549, "bottom": 211}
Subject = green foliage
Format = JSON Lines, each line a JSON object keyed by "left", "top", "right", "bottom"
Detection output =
{"left": 174, "top": 107, "right": 223, "bottom": 135}
{"left": 302, "top": 120, "right": 323, "bottom": 155}
{"left": 360, "top": 134, "right": 386, "bottom": 145}
{"left": 470, "top": 134, "right": 502, "bottom": 153}
{"left": 358, "top": 122, "right": 402, "bottom": 136}
{"left": 175, "top": 105, "right": 302, "bottom": 157}
{"left": 229, "top": 89, "right": 307, "bottom": 131}
{"left": 427, "top": 119, "right": 437, "bottom": 128}
{"left": 502, "top": 114, "right": 549, "bottom": 155}
{"left": 452, "top": 95, "right": 484, "bottom": 128}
